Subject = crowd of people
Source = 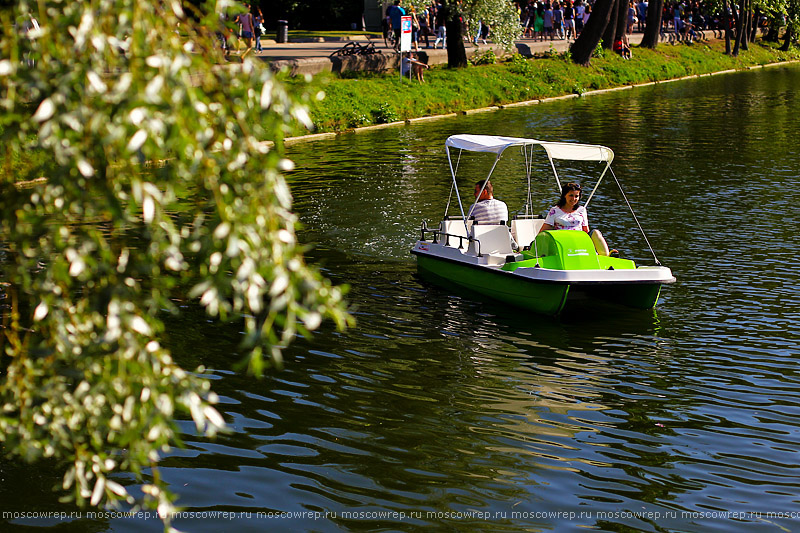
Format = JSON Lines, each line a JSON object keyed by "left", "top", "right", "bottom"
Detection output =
{"left": 381, "top": 0, "right": 739, "bottom": 60}
{"left": 216, "top": 2, "right": 266, "bottom": 57}
{"left": 519, "top": 0, "right": 591, "bottom": 41}
{"left": 516, "top": 0, "right": 746, "bottom": 50}
{"left": 383, "top": 1, "right": 491, "bottom": 52}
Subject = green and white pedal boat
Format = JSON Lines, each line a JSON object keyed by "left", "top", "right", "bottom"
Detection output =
{"left": 411, "top": 134, "right": 676, "bottom": 316}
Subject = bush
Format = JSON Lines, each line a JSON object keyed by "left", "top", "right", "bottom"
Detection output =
{"left": 372, "top": 102, "right": 400, "bottom": 124}
{"left": 470, "top": 49, "right": 497, "bottom": 65}
{"left": 507, "top": 53, "right": 534, "bottom": 75}
{"left": 594, "top": 42, "right": 606, "bottom": 59}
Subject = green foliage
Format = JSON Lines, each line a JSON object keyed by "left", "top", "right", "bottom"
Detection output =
{"left": 372, "top": 102, "right": 400, "bottom": 124}
{"left": 0, "top": 0, "right": 352, "bottom": 525}
{"left": 391, "top": 0, "right": 523, "bottom": 51}
{"left": 470, "top": 48, "right": 498, "bottom": 65}
{"left": 347, "top": 111, "right": 371, "bottom": 128}
{"left": 593, "top": 42, "right": 606, "bottom": 59}
{"left": 303, "top": 40, "right": 800, "bottom": 132}
{"left": 507, "top": 53, "right": 535, "bottom": 75}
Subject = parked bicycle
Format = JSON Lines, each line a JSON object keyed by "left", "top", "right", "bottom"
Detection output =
{"left": 383, "top": 18, "right": 397, "bottom": 50}
{"left": 329, "top": 40, "right": 381, "bottom": 58}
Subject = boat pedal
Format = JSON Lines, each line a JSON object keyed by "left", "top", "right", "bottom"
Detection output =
{"left": 505, "top": 255, "right": 517, "bottom": 263}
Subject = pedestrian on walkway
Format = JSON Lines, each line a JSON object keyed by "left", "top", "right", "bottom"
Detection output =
{"left": 410, "top": 5, "right": 421, "bottom": 51}
{"left": 564, "top": 1, "right": 576, "bottom": 40}
{"left": 254, "top": 7, "right": 264, "bottom": 53}
{"left": 553, "top": 2, "right": 564, "bottom": 39}
{"left": 627, "top": 1, "right": 637, "bottom": 34}
{"left": 574, "top": 0, "right": 585, "bottom": 36}
{"left": 419, "top": 5, "right": 431, "bottom": 48}
{"left": 637, "top": 0, "right": 648, "bottom": 32}
{"left": 434, "top": 2, "right": 446, "bottom": 49}
{"left": 388, "top": 0, "right": 406, "bottom": 51}
{"left": 543, "top": 3, "right": 554, "bottom": 41}
{"left": 235, "top": 3, "right": 255, "bottom": 58}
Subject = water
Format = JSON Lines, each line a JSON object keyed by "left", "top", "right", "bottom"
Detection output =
{"left": 3, "top": 64, "right": 800, "bottom": 532}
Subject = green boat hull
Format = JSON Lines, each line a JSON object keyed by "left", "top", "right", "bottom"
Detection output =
{"left": 414, "top": 230, "right": 672, "bottom": 315}
{"left": 416, "top": 254, "right": 570, "bottom": 316}
{"left": 573, "top": 282, "right": 662, "bottom": 310}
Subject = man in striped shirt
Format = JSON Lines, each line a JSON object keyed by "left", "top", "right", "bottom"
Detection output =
{"left": 469, "top": 180, "right": 518, "bottom": 250}
{"left": 469, "top": 180, "right": 509, "bottom": 224}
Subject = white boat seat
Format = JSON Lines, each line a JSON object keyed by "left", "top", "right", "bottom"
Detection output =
{"left": 440, "top": 219, "right": 473, "bottom": 250}
{"left": 468, "top": 224, "right": 514, "bottom": 256}
{"left": 511, "top": 218, "right": 545, "bottom": 249}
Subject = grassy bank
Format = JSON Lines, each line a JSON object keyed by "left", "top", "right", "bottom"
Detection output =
{"left": 297, "top": 40, "right": 800, "bottom": 133}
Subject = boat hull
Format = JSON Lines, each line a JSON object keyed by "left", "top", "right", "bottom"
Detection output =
{"left": 571, "top": 283, "right": 662, "bottom": 310}
{"left": 412, "top": 240, "right": 673, "bottom": 316}
{"left": 415, "top": 253, "right": 571, "bottom": 315}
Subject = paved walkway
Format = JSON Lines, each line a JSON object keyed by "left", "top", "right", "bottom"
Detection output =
{"left": 247, "top": 32, "right": 654, "bottom": 75}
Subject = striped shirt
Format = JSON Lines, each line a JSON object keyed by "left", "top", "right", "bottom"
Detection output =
{"left": 469, "top": 199, "right": 509, "bottom": 224}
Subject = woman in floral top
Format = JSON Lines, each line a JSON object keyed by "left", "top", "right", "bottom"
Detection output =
{"left": 540, "top": 182, "right": 589, "bottom": 232}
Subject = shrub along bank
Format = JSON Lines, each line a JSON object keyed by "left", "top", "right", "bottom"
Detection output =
{"left": 295, "top": 41, "right": 800, "bottom": 134}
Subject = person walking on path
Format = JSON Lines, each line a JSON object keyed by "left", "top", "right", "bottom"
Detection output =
{"left": 637, "top": 0, "right": 648, "bottom": 32}
{"left": 410, "top": 5, "right": 421, "bottom": 51}
{"left": 388, "top": 0, "right": 406, "bottom": 51}
{"left": 574, "top": 0, "right": 585, "bottom": 36}
{"left": 236, "top": 3, "right": 255, "bottom": 58}
{"left": 543, "top": 4, "right": 554, "bottom": 40}
{"left": 553, "top": 2, "right": 564, "bottom": 39}
{"left": 433, "top": 2, "right": 446, "bottom": 49}
{"left": 254, "top": 7, "right": 264, "bottom": 53}
{"left": 564, "top": 1, "right": 576, "bottom": 40}
{"left": 418, "top": 5, "right": 431, "bottom": 48}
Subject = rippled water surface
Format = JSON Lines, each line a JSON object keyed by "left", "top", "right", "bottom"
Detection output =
{"left": 4, "top": 65, "right": 800, "bottom": 532}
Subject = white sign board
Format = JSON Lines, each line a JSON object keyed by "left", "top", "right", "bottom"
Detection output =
{"left": 400, "top": 15, "right": 412, "bottom": 52}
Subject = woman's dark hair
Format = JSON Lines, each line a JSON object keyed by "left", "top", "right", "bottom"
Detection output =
{"left": 556, "top": 182, "right": 582, "bottom": 208}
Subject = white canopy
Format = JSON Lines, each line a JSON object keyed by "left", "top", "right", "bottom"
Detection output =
{"left": 445, "top": 134, "right": 614, "bottom": 163}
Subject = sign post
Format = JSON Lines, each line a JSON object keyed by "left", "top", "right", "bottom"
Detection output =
{"left": 400, "top": 15, "right": 412, "bottom": 80}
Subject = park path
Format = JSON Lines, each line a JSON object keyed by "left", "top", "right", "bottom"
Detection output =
{"left": 247, "top": 30, "right": 717, "bottom": 75}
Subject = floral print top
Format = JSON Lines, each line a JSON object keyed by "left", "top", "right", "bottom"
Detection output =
{"left": 545, "top": 205, "right": 588, "bottom": 230}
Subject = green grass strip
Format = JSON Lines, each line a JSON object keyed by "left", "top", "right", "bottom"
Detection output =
{"left": 295, "top": 40, "right": 800, "bottom": 133}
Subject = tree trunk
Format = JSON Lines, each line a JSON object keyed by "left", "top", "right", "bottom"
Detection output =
{"left": 779, "top": 26, "right": 793, "bottom": 51}
{"left": 641, "top": 0, "right": 664, "bottom": 48}
{"left": 722, "top": 0, "right": 732, "bottom": 54}
{"left": 570, "top": 0, "right": 616, "bottom": 65}
{"left": 732, "top": 0, "right": 743, "bottom": 56}
{"left": 444, "top": 6, "right": 467, "bottom": 68}
{"left": 750, "top": 8, "right": 760, "bottom": 43}
{"left": 741, "top": 0, "right": 750, "bottom": 51}
{"left": 614, "top": 0, "right": 629, "bottom": 42}
{"left": 602, "top": 0, "right": 620, "bottom": 48}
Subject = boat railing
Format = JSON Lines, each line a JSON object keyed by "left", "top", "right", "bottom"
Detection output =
{"left": 419, "top": 224, "right": 470, "bottom": 250}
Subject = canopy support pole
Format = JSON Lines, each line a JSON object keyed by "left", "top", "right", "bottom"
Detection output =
{"left": 446, "top": 147, "right": 471, "bottom": 236}
{"left": 522, "top": 145, "right": 534, "bottom": 216}
{"left": 610, "top": 167, "right": 661, "bottom": 265}
{"left": 583, "top": 161, "right": 611, "bottom": 209}
{"left": 444, "top": 150, "right": 463, "bottom": 217}
{"left": 467, "top": 153, "right": 504, "bottom": 222}
{"left": 547, "top": 155, "right": 561, "bottom": 192}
